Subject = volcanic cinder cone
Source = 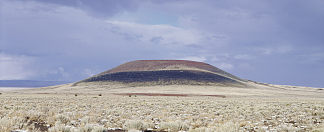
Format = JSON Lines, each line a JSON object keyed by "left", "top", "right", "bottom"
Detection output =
{"left": 74, "top": 60, "right": 247, "bottom": 87}
{"left": 20, "top": 60, "right": 324, "bottom": 97}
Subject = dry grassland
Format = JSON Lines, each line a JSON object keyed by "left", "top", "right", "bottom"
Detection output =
{"left": 1, "top": 93, "right": 324, "bottom": 132}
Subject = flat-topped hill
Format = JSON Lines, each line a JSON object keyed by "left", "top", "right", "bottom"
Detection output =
{"left": 10, "top": 60, "right": 324, "bottom": 98}
{"left": 75, "top": 60, "right": 246, "bottom": 87}
{"left": 99, "top": 60, "right": 242, "bottom": 80}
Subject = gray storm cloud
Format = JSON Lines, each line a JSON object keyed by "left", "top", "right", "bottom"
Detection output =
{"left": 1, "top": 0, "right": 324, "bottom": 87}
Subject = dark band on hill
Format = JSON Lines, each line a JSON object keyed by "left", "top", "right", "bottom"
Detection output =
{"left": 81, "top": 70, "right": 244, "bottom": 86}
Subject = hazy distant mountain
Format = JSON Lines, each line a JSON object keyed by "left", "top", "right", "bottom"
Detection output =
{"left": 0, "top": 80, "right": 70, "bottom": 87}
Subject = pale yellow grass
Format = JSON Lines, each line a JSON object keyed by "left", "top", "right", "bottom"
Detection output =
{"left": 0, "top": 93, "right": 324, "bottom": 132}
{"left": 1, "top": 83, "right": 324, "bottom": 131}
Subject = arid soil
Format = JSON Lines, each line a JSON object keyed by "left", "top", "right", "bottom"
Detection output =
{"left": 0, "top": 93, "right": 324, "bottom": 132}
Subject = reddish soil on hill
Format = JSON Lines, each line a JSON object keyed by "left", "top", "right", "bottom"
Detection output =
{"left": 98, "top": 60, "right": 241, "bottom": 81}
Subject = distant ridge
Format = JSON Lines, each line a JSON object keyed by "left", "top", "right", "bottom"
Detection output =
{"left": 75, "top": 60, "right": 246, "bottom": 87}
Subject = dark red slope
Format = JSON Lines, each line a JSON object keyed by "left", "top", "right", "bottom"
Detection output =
{"left": 76, "top": 60, "right": 245, "bottom": 87}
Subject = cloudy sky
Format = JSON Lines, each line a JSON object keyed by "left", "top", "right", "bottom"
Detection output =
{"left": 1, "top": 0, "right": 324, "bottom": 87}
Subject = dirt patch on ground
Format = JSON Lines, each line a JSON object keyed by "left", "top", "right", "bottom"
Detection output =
{"left": 113, "top": 93, "right": 226, "bottom": 98}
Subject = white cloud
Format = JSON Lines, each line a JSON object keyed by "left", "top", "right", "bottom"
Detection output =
{"left": 83, "top": 68, "right": 96, "bottom": 77}
{"left": 44, "top": 67, "right": 71, "bottom": 81}
{"left": 106, "top": 20, "right": 203, "bottom": 46}
{"left": 57, "top": 67, "right": 69, "bottom": 79}
{"left": 259, "top": 48, "right": 273, "bottom": 55}
{"left": 0, "top": 53, "right": 35, "bottom": 80}
{"left": 276, "top": 45, "right": 293, "bottom": 54}
{"left": 215, "top": 63, "right": 234, "bottom": 70}
{"left": 300, "top": 53, "right": 324, "bottom": 63}
{"left": 234, "top": 54, "right": 254, "bottom": 60}
{"left": 237, "top": 63, "right": 253, "bottom": 70}
{"left": 256, "top": 45, "right": 293, "bottom": 55}
{"left": 178, "top": 56, "right": 206, "bottom": 62}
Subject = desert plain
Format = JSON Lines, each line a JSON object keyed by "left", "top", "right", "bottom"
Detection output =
{"left": 1, "top": 60, "right": 324, "bottom": 132}
{"left": 1, "top": 83, "right": 324, "bottom": 132}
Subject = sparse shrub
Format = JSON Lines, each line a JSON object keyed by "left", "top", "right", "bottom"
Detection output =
{"left": 123, "top": 120, "right": 144, "bottom": 130}
{"left": 80, "top": 116, "right": 90, "bottom": 125}
{"left": 98, "top": 94, "right": 102, "bottom": 96}
{"left": 158, "top": 121, "right": 189, "bottom": 131}
{"left": 189, "top": 127, "right": 215, "bottom": 132}
{"left": 0, "top": 92, "right": 2, "bottom": 95}
{"left": 128, "top": 130, "right": 141, "bottom": 132}
{"left": 80, "top": 124, "right": 94, "bottom": 132}
{"left": 312, "top": 124, "right": 324, "bottom": 132}
{"left": 91, "top": 125, "right": 107, "bottom": 132}
{"left": 277, "top": 124, "right": 301, "bottom": 132}
{"left": 0, "top": 116, "right": 29, "bottom": 131}
{"left": 48, "top": 124, "right": 108, "bottom": 132}
{"left": 320, "top": 115, "right": 324, "bottom": 120}
{"left": 11, "top": 130, "right": 27, "bottom": 132}
{"left": 55, "top": 114, "right": 70, "bottom": 125}
{"left": 215, "top": 122, "right": 239, "bottom": 132}
{"left": 75, "top": 94, "right": 78, "bottom": 96}
{"left": 48, "top": 123, "right": 71, "bottom": 132}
